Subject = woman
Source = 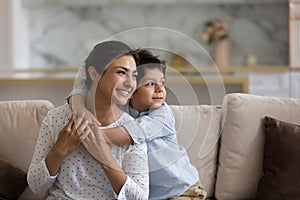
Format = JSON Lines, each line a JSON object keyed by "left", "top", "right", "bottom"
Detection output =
{"left": 27, "top": 41, "right": 149, "bottom": 199}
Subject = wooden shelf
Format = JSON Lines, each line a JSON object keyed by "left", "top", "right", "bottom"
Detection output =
{"left": 167, "top": 76, "right": 249, "bottom": 93}
{"left": 1, "top": 66, "right": 289, "bottom": 94}
{"left": 167, "top": 66, "right": 289, "bottom": 74}
{"left": 12, "top": 66, "right": 290, "bottom": 76}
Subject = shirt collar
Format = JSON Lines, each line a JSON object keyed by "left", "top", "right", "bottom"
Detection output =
{"left": 128, "top": 103, "right": 141, "bottom": 118}
{"left": 128, "top": 101, "right": 167, "bottom": 118}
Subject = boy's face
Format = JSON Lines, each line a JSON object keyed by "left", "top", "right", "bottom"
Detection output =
{"left": 131, "top": 67, "right": 166, "bottom": 112}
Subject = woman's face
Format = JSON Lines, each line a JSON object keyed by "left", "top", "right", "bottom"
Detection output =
{"left": 96, "top": 55, "right": 137, "bottom": 105}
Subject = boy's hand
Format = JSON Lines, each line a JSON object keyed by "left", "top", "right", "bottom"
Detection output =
{"left": 69, "top": 95, "right": 101, "bottom": 126}
{"left": 74, "top": 106, "right": 100, "bottom": 126}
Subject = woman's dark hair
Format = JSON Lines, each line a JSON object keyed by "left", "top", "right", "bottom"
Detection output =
{"left": 84, "top": 41, "right": 137, "bottom": 88}
{"left": 136, "top": 49, "right": 166, "bottom": 84}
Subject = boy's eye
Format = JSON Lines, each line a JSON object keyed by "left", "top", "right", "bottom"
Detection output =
{"left": 161, "top": 81, "right": 166, "bottom": 86}
{"left": 145, "top": 82, "right": 155, "bottom": 86}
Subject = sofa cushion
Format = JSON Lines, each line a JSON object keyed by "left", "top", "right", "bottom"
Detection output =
{"left": 255, "top": 116, "right": 300, "bottom": 200}
{"left": 0, "top": 159, "right": 27, "bottom": 200}
{"left": 215, "top": 93, "right": 300, "bottom": 199}
{"left": 170, "top": 105, "right": 221, "bottom": 198}
{"left": 0, "top": 100, "right": 54, "bottom": 171}
{"left": 0, "top": 100, "right": 54, "bottom": 200}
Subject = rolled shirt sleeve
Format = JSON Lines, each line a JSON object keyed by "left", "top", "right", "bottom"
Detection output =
{"left": 123, "top": 103, "right": 175, "bottom": 144}
{"left": 66, "top": 66, "right": 88, "bottom": 101}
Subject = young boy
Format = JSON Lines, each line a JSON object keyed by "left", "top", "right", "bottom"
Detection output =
{"left": 69, "top": 49, "right": 207, "bottom": 199}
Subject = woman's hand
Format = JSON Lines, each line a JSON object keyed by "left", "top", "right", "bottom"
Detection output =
{"left": 81, "top": 123, "right": 127, "bottom": 195}
{"left": 81, "top": 123, "right": 121, "bottom": 171}
{"left": 53, "top": 115, "right": 84, "bottom": 156}
{"left": 46, "top": 115, "right": 84, "bottom": 176}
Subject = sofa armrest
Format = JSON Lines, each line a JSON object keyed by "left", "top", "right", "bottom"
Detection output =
{"left": 0, "top": 100, "right": 54, "bottom": 171}
{"left": 0, "top": 100, "right": 54, "bottom": 200}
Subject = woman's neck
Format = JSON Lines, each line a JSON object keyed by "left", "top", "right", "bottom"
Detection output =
{"left": 86, "top": 91, "right": 123, "bottom": 126}
{"left": 96, "top": 104, "right": 123, "bottom": 126}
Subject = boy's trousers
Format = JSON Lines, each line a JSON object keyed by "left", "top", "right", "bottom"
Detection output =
{"left": 167, "top": 181, "right": 207, "bottom": 200}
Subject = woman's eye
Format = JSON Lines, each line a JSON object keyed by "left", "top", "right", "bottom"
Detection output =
{"left": 117, "top": 70, "right": 126, "bottom": 75}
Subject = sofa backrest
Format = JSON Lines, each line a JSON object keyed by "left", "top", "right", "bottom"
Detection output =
{"left": 0, "top": 100, "right": 54, "bottom": 199}
{"left": 5, "top": 95, "right": 299, "bottom": 200}
{"left": 170, "top": 105, "right": 221, "bottom": 198}
{"left": 215, "top": 93, "right": 300, "bottom": 199}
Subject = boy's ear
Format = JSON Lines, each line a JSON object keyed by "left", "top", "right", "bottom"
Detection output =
{"left": 88, "top": 66, "right": 100, "bottom": 81}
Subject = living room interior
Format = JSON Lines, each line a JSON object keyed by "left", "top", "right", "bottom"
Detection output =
{"left": 1, "top": 0, "right": 299, "bottom": 106}
{"left": 0, "top": 0, "right": 300, "bottom": 200}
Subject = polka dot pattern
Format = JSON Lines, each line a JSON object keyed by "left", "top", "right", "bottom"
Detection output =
{"left": 27, "top": 104, "right": 149, "bottom": 199}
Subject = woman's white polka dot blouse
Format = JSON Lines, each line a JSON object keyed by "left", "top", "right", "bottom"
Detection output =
{"left": 27, "top": 104, "right": 149, "bottom": 200}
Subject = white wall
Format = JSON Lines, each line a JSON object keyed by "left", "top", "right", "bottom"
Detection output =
{"left": 11, "top": 0, "right": 30, "bottom": 69}
{"left": 0, "top": 0, "right": 13, "bottom": 73}
{"left": 0, "top": 0, "right": 29, "bottom": 74}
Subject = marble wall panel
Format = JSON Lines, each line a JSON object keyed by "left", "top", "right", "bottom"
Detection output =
{"left": 25, "top": 3, "right": 288, "bottom": 68}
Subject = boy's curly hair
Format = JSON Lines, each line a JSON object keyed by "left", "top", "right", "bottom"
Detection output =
{"left": 136, "top": 49, "right": 166, "bottom": 84}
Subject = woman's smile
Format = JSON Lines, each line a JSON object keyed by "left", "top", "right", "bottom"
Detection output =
{"left": 115, "top": 88, "right": 133, "bottom": 98}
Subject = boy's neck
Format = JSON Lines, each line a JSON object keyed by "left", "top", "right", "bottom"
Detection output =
{"left": 129, "top": 99, "right": 149, "bottom": 113}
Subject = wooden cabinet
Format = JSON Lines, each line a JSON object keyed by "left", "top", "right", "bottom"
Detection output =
{"left": 249, "top": 71, "right": 290, "bottom": 97}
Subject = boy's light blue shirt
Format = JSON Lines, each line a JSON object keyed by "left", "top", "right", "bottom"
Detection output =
{"left": 121, "top": 102, "right": 199, "bottom": 200}
{"left": 68, "top": 71, "right": 199, "bottom": 198}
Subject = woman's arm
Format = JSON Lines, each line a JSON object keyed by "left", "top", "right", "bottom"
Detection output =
{"left": 27, "top": 109, "right": 84, "bottom": 193}
{"left": 120, "top": 143, "right": 149, "bottom": 199}
{"left": 45, "top": 115, "right": 82, "bottom": 176}
{"left": 27, "top": 112, "right": 58, "bottom": 193}
{"left": 81, "top": 123, "right": 126, "bottom": 194}
{"left": 81, "top": 123, "right": 149, "bottom": 198}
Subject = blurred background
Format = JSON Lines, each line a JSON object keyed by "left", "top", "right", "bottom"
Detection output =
{"left": 1, "top": 0, "right": 299, "bottom": 106}
{"left": 0, "top": 0, "right": 288, "bottom": 69}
